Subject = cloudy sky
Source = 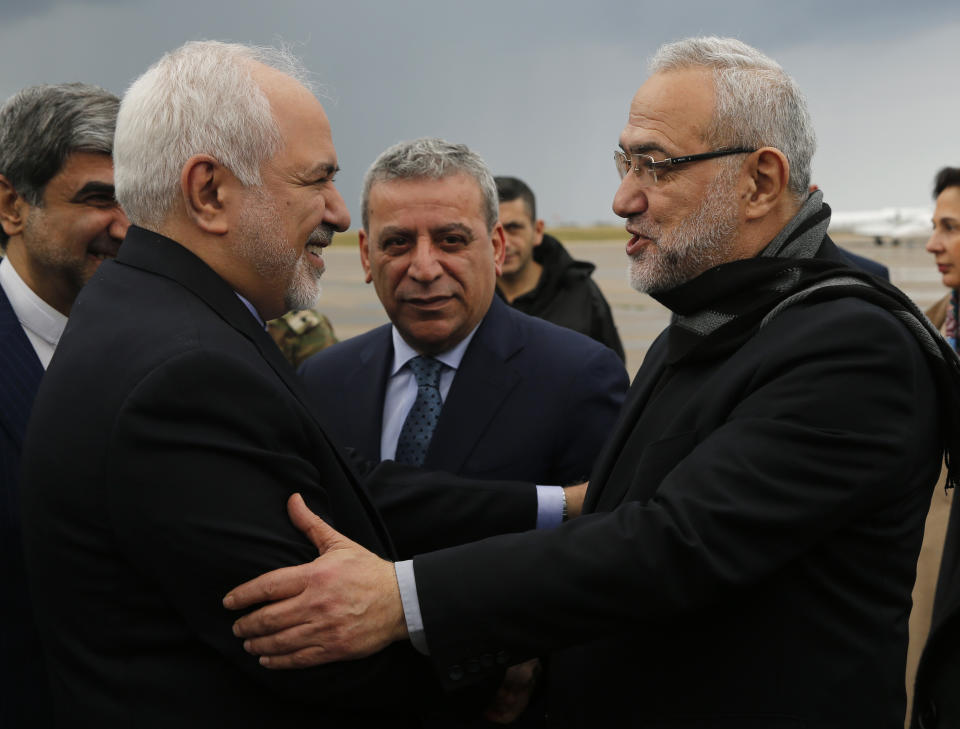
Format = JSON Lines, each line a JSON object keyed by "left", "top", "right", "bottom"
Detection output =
{"left": 2, "top": 0, "right": 957, "bottom": 226}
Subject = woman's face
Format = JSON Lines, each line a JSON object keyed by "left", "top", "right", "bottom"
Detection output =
{"left": 926, "top": 186, "right": 960, "bottom": 290}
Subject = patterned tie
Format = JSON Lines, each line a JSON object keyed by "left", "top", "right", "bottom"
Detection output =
{"left": 394, "top": 356, "right": 444, "bottom": 466}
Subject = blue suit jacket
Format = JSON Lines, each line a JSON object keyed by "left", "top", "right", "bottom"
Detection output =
{"left": 299, "top": 295, "right": 627, "bottom": 487}
{"left": 0, "top": 281, "right": 51, "bottom": 727}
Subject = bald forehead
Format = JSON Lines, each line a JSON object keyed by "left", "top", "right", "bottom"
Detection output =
{"left": 621, "top": 68, "right": 716, "bottom": 154}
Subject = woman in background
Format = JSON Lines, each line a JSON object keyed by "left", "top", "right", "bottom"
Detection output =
{"left": 910, "top": 166, "right": 960, "bottom": 728}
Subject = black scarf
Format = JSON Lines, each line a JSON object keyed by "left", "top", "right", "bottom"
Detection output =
{"left": 650, "top": 191, "right": 960, "bottom": 489}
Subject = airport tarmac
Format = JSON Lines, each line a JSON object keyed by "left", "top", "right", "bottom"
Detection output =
{"left": 316, "top": 233, "right": 941, "bottom": 378}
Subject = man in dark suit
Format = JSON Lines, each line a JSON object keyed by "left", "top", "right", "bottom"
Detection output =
{"left": 227, "top": 37, "right": 956, "bottom": 729}
{"left": 299, "top": 139, "right": 627, "bottom": 494}
{"left": 0, "top": 82, "right": 127, "bottom": 728}
{"left": 18, "top": 41, "right": 518, "bottom": 727}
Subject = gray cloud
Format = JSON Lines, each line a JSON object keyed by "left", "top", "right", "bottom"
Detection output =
{"left": 0, "top": 0, "right": 957, "bottom": 224}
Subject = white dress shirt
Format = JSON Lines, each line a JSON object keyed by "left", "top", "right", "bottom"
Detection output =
{"left": 0, "top": 256, "right": 67, "bottom": 369}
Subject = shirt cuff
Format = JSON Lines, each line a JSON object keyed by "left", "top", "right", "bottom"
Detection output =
{"left": 395, "top": 560, "right": 429, "bottom": 655}
{"left": 536, "top": 484, "right": 565, "bottom": 529}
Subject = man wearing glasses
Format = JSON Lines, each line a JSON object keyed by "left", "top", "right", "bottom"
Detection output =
{"left": 227, "top": 37, "right": 958, "bottom": 727}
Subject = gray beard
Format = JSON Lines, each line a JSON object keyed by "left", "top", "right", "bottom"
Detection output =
{"left": 627, "top": 168, "right": 740, "bottom": 294}
{"left": 236, "top": 187, "right": 331, "bottom": 313}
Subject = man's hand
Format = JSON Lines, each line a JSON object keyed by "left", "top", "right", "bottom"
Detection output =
{"left": 562, "top": 482, "right": 588, "bottom": 520}
{"left": 483, "top": 658, "right": 541, "bottom": 724}
{"left": 222, "top": 493, "right": 408, "bottom": 668}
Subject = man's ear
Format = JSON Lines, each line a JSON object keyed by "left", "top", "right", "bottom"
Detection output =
{"left": 533, "top": 218, "right": 545, "bottom": 247}
{"left": 743, "top": 147, "right": 790, "bottom": 221}
{"left": 180, "top": 155, "right": 236, "bottom": 235}
{"left": 358, "top": 229, "right": 373, "bottom": 284}
{"left": 491, "top": 221, "right": 506, "bottom": 276}
{"left": 0, "top": 174, "right": 28, "bottom": 238}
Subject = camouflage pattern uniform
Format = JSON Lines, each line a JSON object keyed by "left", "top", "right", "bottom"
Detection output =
{"left": 266, "top": 308, "right": 338, "bottom": 368}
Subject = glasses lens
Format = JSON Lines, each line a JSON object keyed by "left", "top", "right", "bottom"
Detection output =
{"left": 614, "top": 150, "right": 630, "bottom": 179}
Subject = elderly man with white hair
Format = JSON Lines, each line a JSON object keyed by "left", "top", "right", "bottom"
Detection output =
{"left": 226, "top": 36, "right": 960, "bottom": 728}
{"left": 19, "top": 41, "right": 457, "bottom": 727}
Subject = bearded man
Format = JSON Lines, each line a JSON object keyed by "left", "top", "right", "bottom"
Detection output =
{"left": 18, "top": 41, "right": 470, "bottom": 727}
{"left": 226, "top": 36, "right": 960, "bottom": 728}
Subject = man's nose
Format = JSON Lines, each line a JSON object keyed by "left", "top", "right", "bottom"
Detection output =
{"left": 407, "top": 239, "right": 442, "bottom": 282}
{"left": 612, "top": 174, "right": 649, "bottom": 219}
{"left": 324, "top": 184, "right": 351, "bottom": 232}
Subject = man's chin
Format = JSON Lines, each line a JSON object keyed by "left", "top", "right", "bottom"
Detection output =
{"left": 284, "top": 277, "right": 322, "bottom": 312}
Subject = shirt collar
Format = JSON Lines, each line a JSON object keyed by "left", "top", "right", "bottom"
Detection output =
{"left": 0, "top": 256, "right": 68, "bottom": 347}
{"left": 234, "top": 292, "right": 266, "bottom": 329}
{"left": 390, "top": 320, "right": 482, "bottom": 376}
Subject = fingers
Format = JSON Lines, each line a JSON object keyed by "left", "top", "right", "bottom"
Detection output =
{"left": 241, "top": 621, "right": 329, "bottom": 660}
{"left": 231, "top": 591, "right": 312, "bottom": 639}
{"left": 223, "top": 494, "right": 351, "bottom": 611}
{"left": 222, "top": 562, "right": 311, "bottom": 611}
{"left": 483, "top": 659, "right": 540, "bottom": 724}
{"left": 287, "top": 493, "right": 351, "bottom": 554}
{"left": 258, "top": 646, "right": 340, "bottom": 670}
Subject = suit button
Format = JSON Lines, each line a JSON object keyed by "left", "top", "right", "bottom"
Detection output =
{"left": 466, "top": 658, "right": 480, "bottom": 673}
{"left": 448, "top": 664, "right": 464, "bottom": 681}
{"left": 480, "top": 653, "right": 494, "bottom": 668}
{"left": 919, "top": 699, "right": 938, "bottom": 729}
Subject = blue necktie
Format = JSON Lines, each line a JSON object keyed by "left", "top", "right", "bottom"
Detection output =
{"left": 395, "top": 356, "right": 444, "bottom": 467}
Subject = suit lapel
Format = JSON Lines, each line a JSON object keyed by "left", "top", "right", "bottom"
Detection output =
{"left": 346, "top": 327, "right": 392, "bottom": 461}
{"left": 425, "top": 297, "right": 522, "bottom": 473}
{"left": 584, "top": 332, "right": 669, "bottom": 512}
{"left": 0, "top": 284, "right": 43, "bottom": 449}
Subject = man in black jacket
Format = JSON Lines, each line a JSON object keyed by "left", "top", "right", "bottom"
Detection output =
{"left": 495, "top": 176, "right": 624, "bottom": 360}
{"left": 226, "top": 37, "right": 960, "bottom": 728}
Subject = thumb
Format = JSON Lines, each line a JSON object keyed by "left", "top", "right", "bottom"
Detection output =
{"left": 287, "top": 492, "right": 344, "bottom": 554}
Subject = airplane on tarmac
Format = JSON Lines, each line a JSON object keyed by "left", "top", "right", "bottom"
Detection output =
{"left": 828, "top": 206, "right": 932, "bottom": 246}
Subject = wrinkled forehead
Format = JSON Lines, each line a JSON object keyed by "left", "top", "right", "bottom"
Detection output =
{"left": 620, "top": 68, "right": 716, "bottom": 154}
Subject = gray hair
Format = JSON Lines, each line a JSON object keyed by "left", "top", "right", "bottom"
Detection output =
{"left": 361, "top": 138, "right": 498, "bottom": 231}
{"left": 114, "top": 40, "right": 312, "bottom": 230}
{"left": 650, "top": 36, "right": 816, "bottom": 199}
{"left": 0, "top": 83, "right": 119, "bottom": 246}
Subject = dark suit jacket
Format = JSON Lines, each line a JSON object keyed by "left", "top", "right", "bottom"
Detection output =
{"left": 298, "top": 296, "right": 627, "bottom": 555}
{"left": 20, "top": 227, "right": 440, "bottom": 728}
{"left": 0, "top": 281, "right": 51, "bottom": 728}
{"left": 410, "top": 242, "right": 941, "bottom": 728}
{"left": 299, "top": 296, "right": 626, "bottom": 483}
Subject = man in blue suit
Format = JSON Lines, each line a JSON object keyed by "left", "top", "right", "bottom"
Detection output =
{"left": 298, "top": 139, "right": 626, "bottom": 723}
{"left": 0, "top": 83, "right": 128, "bottom": 727}
{"left": 299, "top": 139, "right": 627, "bottom": 531}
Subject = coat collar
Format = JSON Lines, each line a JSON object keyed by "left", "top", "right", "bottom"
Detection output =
{"left": 116, "top": 226, "right": 304, "bottom": 395}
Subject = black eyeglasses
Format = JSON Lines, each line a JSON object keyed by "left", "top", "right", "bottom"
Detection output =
{"left": 614, "top": 147, "right": 755, "bottom": 185}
